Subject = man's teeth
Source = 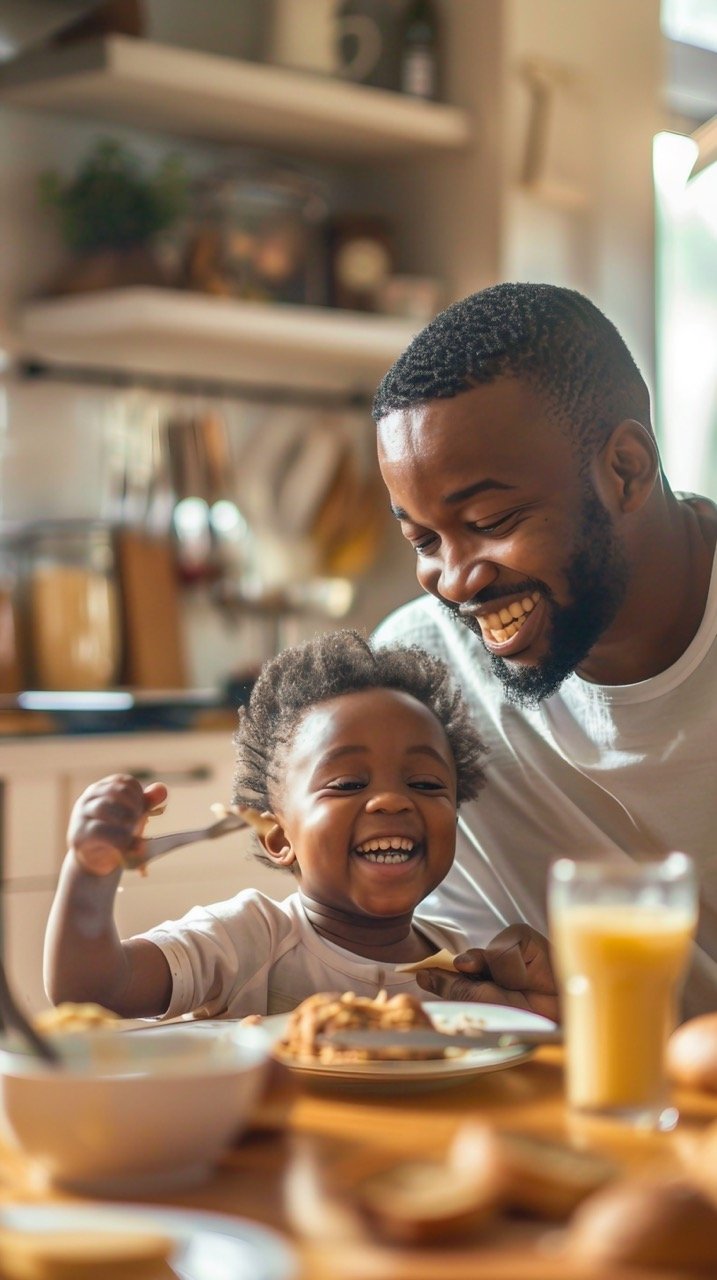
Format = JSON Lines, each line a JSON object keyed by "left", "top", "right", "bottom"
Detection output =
{"left": 480, "top": 592, "right": 540, "bottom": 644}
{"left": 354, "top": 837, "right": 416, "bottom": 864}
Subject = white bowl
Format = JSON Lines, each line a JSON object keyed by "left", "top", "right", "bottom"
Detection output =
{"left": 0, "top": 1022, "right": 270, "bottom": 1196}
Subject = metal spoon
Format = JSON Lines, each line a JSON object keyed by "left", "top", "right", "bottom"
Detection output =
{"left": 139, "top": 809, "right": 250, "bottom": 865}
{"left": 0, "top": 955, "right": 60, "bottom": 1064}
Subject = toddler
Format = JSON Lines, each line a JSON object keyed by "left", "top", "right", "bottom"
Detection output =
{"left": 44, "top": 630, "right": 485, "bottom": 1019}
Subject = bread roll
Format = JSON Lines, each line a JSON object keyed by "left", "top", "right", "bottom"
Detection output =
{"left": 355, "top": 1157, "right": 498, "bottom": 1244}
{"left": 449, "top": 1123, "right": 618, "bottom": 1220}
{"left": 564, "top": 1178, "right": 717, "bottom": 1271}
{"left": 395, "top": 948, "right": 458, "bottom": 974}
{"left": 0, "top": 1229, "right": 173, "bottom": 1280}
{"left": 685, "top": 1116, "right": 717, "bottom": 1204}
{"left": 667, "top": 1012, "right": 717, "bottom": 1091}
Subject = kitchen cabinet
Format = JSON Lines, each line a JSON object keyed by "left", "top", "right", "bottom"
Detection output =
{"left": 0, "top": 730, "right": 292, "bottom": 1015}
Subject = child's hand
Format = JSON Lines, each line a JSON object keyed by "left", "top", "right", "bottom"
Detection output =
{"left": 67, "top": 774, "right": 168, "bottom": 876}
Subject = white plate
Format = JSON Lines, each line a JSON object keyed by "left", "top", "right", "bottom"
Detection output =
{"left": 0, "top": 1204, "right": 297, "bottom": 1280}
{"left": 265, "top": 1002, "right": 557, "bottom": 1093}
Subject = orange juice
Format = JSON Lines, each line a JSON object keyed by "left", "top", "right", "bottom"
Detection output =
{"left": 552, "top": 903, "right": 695, "bottom": 1117}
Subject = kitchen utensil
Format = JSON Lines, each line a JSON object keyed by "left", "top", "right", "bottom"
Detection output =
{"left": 116, "top": 527, "right": 187, "bottom": 689}
{"left": 0, "top": 955, "right": 59, "bottom": 1065}
{"left": 317, "top": 1027, "right": 563, "bottom": 1053}
{"left": 141, "top": 810, "right": 249, "bottom": 864}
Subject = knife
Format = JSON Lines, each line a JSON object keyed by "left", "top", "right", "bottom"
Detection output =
{"left": 317, "top": 1026, "right": 563, "bottom": 1052}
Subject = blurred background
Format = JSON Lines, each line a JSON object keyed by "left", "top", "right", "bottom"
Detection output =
{"left": 0, "top": 0, "right": 715, "bottom": 1011}
{"left": 0, "top": 0, "right": 713, "bottom": 709}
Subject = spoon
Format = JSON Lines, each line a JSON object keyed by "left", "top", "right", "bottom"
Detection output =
{"left": 140, "top": 810, "right": 247, "bottom": 864}
{"left": 0, "top": 955, "right": 60, "bottom": 1065}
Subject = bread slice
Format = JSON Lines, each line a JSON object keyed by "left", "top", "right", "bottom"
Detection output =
{"left": 449, "top": 1124, "right": 618, "bottom": 1220}
{"left": 395, "top": 948, "right": 458, "bottom": 974}
{"left": 0, "top": 1229, "right": 174, "bottom": 1280}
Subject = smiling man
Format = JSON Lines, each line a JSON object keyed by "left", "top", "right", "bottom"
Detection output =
{"left": 373, "top": 282, "right": 717, "bottom": 1018}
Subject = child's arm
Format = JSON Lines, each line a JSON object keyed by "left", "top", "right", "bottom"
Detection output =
{"left": 43, "top": 774, "right": 173, "bottom": 1018}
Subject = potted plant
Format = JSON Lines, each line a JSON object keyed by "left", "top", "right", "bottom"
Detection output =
{"left": 39, "top": 137, "right": 188, "bottom": 293}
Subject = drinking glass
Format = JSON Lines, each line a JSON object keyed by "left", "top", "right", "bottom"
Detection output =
{"left": 548, "top": 853, "right": 697, "bottom": 1130}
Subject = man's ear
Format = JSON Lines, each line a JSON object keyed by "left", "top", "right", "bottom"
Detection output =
{"left": 595, "top": 420, "right": 659, "bottom": 513}
{"left": 259, "top": 817, "right": 297, "bottom": 869}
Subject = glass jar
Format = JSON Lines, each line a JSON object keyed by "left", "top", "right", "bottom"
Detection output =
{"left": 0, "top": 540, "right": 22, "bottom": 693}
{"left": 184, "top": 159, "right": 329, "bottom": 306}
{"left": 19, "top": 521, "right": 122, "bottom": 691}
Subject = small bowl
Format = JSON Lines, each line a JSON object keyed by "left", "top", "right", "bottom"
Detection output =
{"left": 0, "top": 1022, "right": 270, "bottom": 1196}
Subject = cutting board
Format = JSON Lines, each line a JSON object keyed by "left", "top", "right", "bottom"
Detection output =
{"left": 116, "top": 529, "right": 187, "bottom": 689}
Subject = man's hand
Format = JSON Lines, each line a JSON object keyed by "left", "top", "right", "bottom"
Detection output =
{"left": 67, "top": 774, "right": 168, "bottom": 876}
{"left": 415, "top": 924, "right": 560, "bottom": 1023}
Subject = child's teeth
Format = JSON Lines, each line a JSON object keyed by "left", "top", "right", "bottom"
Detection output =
{"left": 354, "top": 837, "right": 416, "bottom": 864}
{"left": 356, "top": 838, "right": 414, "bottom": 853}
{"left": 362, "top": 851, "right": 411, "bottom": 864}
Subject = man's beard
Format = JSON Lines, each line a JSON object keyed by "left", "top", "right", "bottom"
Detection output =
{"left": 448, "top": 482, "right": 629, "bottom": 707}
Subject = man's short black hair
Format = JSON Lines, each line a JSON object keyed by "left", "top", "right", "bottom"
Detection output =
{"left": 233, "top": 628, "right": 486, "bottom": 814}
{"left": 372, "top": 282, "right": 651, "bottom": 459}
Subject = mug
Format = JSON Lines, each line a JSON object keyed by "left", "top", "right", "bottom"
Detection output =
{"left": 268, "top": 0, "right": 386, "bottom": 84}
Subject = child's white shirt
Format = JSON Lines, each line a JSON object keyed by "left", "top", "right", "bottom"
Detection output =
{"left": 140, "top": 888, "right": 469, "bottom": 1018}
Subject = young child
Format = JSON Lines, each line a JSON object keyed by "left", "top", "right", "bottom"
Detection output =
{"left": 43, "top": 630, "right": 486, "bottom": 1020}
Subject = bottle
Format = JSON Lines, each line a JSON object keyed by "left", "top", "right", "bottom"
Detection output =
{"left": 399, "top": 0, "right": 439, "bottom": 101}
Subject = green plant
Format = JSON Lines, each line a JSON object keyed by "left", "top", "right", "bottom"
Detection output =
{"left": 40, "top": 138, "right": 187, "bottom": 253}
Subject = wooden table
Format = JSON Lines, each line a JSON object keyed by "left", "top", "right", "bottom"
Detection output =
{"left": 3, "top": 1048, "right": 717, "bottom": 1279}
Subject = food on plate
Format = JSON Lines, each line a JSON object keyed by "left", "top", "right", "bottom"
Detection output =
{"left": 0, "top": 1227, "right": 174, "bottom": 1280}
{"left": 277, "top": 989, "right": 450, "bottom": 1063}
{"left": 34, "top": 1002, "right": 121, "bottom": 1034}
{"left": 395, "top": 948, "right": 458, "bottom": 974}
{"left": 562, "top": 1177, "right": 717, "bottom": 1271}
{"left": 354, "top": 1156, "right": 498, "bottom": 1245}
{"left": 449, "top": 1123, "right": 619, "bottom": 1219}
{"left": 667, "top": 1011, "right": 717, "bottom": 1091}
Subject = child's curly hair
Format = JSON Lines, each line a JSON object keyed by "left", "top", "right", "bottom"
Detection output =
{"left": 233, "top": 628, "right": 486, "bottom": 813}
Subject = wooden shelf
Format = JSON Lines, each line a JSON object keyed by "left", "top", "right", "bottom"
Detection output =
{"left": 0, "top": 35, "right": 471, "bottom": 160}
{"left": 17, "top": 289, "right": 419, "bottom": 393}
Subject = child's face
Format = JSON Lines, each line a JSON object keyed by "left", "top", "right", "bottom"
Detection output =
{"left": 265, "top": 687, "right": 458, "bottom": 920}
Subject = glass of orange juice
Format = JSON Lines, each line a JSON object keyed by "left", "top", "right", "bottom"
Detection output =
{"left": 549, "top": 854, "right": 697, "bottom": 1130}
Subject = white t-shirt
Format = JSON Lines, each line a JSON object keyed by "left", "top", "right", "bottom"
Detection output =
{"left": 373, "top": 546, "right": 717, "bottom": 1018}
{"left": 141, "top": 889, "right": 468, "bottom": 1019}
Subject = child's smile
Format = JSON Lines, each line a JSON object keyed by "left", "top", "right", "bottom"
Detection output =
{"left": 354, "top": 835, "right": 418, "bottom": 864}
{"left": 263, "top": 686, "right": 458, "bottom": 952}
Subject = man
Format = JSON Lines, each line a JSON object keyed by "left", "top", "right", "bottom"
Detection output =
{"left": 372, "top": 282, "right": 717, "bottom": 1019}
